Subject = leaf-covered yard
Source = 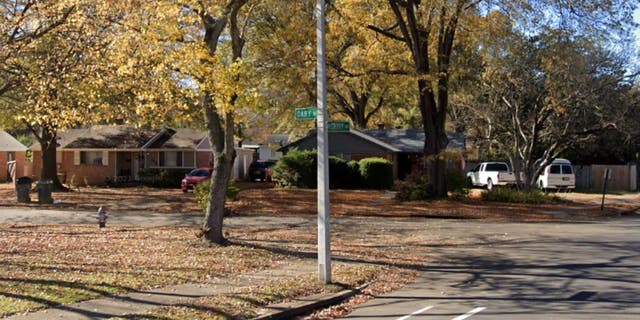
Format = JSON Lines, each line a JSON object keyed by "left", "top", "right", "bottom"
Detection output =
{"left": 0, "top": 182, "right": 635, "bottom": 318}
{"left": 0, "top": 182, "right": 632, "bottom": 221}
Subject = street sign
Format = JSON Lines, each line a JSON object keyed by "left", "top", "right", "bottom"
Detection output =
{"left": 327, "top": 121, "right": 349, "bottom": 132}
{"left": 295, "top": 108, "right": 317, "bottom": 120}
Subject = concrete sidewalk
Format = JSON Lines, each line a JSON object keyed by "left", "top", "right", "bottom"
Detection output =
{"left": 5, "top": 259, "right": 317, "bottom": 320}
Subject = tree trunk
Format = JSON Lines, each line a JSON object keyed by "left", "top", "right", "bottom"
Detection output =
{"left": 198, "top": 0, "right": 245, "bottom": 245}
{"left": 418, "top": 79, "right": 448, "bottom": 197}
{"left": 38, "top": 127, "right": 65, "bottom": 190}
{"left": 201, "top": 96, "right": 235, "bottom": 245}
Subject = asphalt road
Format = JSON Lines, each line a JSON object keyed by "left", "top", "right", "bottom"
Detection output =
{"left": 342, "top": 218, "right": 640, "bottom": 319}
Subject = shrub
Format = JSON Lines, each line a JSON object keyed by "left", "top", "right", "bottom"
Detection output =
{"left": 447, "top": 168, "right": 469, "bottom": 200}
{"left": 139, "top": 168, "right": 192, "bottom": 188}
{"left": 395, "top": 171, "right": 435, "bottom": 201}
{"left": 396, "top": 168, "right": 469, "bottom": 201}
{"left": 329, "top": 156, "right": 356, "bottom": 189}
{"left": 271, "top": 149, "right": 317, "bottom": 188}
{"left": 359, "top": 157, "right": 393, "bottom": 190}
{"left": 271, "top": 149, "right": 362, "bottom": 189}
{"left": 347, "top": 160, "right": 362, "bottom": 189}
{"left": 481, "top": 188, "right": 562, "bottom": 204}
{"left": 194, "top": 180, "right": 240, "bottom": 212}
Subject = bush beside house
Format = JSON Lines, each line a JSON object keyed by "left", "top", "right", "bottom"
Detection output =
{"left": 396, "top": 168, "right": 469, "bottom": 201}
{"left": 139, "top": 168, "right": 192, "bottom": 188}
{"left": 271, "top": 149, "right": 393, "bottom": 189}
{"left": 359, "top": 158, "right": 394, "bottom": 190}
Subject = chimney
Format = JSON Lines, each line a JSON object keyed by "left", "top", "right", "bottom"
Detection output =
{"left": 377, "top": 123, "right": 385, "bottom": 130}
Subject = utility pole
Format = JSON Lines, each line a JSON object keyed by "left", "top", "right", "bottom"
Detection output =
{"left": 316, "top": 0, "right": 331, "bottom": 284}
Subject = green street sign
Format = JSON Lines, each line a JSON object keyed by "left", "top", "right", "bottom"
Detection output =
{"left": 295, "top": 108, "right": 317, "bottom": 120}
{"left": 328, "top": 121, "right": 350, "bottom": 132}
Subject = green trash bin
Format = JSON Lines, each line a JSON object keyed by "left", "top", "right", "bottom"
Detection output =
{"left": 15, "top": 177, "right": 32, "bottom": 203}
{"left": 36, "top": 180, "right": 53, "bottom": 204}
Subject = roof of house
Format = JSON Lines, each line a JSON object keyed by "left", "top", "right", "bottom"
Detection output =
{"left": 279, "top": 129, "right": 400, "bottom": 154}
{"left": 30, "top": 125, "right": 155, "bottom": 150}
{"left": 363, "top": 129, "right": 465, "bottom": 153}
{"left": 280, "top": 129, "right": 465, "bottom": 154}
{"left": 143, "top": 127, "right": 206, "bottom": 149}
{"left": 0, "top": 130, "right": 28, "bottom": 152}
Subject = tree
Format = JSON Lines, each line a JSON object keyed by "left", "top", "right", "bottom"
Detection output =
{"left": 327, "top": 2, "right": 413, "bottom": 129}
{"left": 0, "top": 1, "right": 116, "bottom": 190}
{"left": 248, "top": 1, "right": 415, "bottom": 135}
{"left": 368, "top": 0, "right": 474, "bottom": 196}
{"left": 473, "top": 23, "right": 632, "bottom": 189}
{"left": 367, "top": 0, "right": 637, "bottom": 196}
{"left": 113, "top": 0, "right": 254, "bottom": 244}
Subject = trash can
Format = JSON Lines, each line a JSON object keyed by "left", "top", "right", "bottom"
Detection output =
{"left": 15, "top": 177, "right": 32, "bottom": 203}
{"left": 36, "top": 180, "right": 54, "bottom": 204}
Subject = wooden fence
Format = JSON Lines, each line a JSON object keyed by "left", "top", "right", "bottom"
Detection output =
{"left": 575, "top": 164, "right": 637, "bottom": 191}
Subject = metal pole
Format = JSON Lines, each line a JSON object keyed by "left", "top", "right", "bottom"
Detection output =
{"left": 316, "top": 0, "right": 331, "bottom": 284}
{"left": 601, "top": 168, "right": 610, "bottom": 211}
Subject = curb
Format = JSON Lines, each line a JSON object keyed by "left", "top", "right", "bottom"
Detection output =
{"left": 251, "top": 284, "right": 368, "bottom": 320}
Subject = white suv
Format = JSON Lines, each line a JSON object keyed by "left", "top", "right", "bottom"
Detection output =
{"left": 537, "top": 158, "right": 575, "bottom": 191}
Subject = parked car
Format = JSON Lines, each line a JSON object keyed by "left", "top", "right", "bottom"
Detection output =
{"left": 248, "top": 160, "right": 276, "bottom": 181}
{"left": 181, "top": 168, "right": 212, "bottom": 192}
{"left": 536, "top": 158, "right": 575, "bottom": 191}
{"left": 467, "top": 162, "right": 518, "bottom": 190}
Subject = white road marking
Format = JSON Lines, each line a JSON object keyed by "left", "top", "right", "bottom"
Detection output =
{"left": 451, "top": 307, "right": 487, "bottom": 320}
{"left": 395, "top": 305, "right": 434, "bottom": 320}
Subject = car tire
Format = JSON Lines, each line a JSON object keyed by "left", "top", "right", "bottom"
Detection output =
{"left": 467, "top": 177, "right": 473, "bottom": 188}
{"left": 487, "top": 178, "right": 493, "bottom": 191}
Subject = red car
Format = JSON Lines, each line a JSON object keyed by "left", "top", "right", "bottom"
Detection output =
{"left": 181, "top": 168, "right": 212, "bottom": 192}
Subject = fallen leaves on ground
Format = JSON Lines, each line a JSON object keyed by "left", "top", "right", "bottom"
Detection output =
{"left": 0, "top": 183, "right": 630, "bottom": 221}
{"left": 0, "top": 224, "right": 276, "bottom": 317}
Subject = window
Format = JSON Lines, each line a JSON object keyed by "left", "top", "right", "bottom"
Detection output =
{"left": 561, "top": 165, "right": 573, "bottom": 174}
{"left": 183, "top": 152, "right": 195, "bottom": 167}
{"left": 549, "top": 165, "right": 561, "bottom": 174}
{"left": 160, "top": 151, "right": 181, "bottom": 167}
{"left": 486, "top": 163, "right": 509, "bottom": 171}
{"left": 7, "top": 152, "right": 15, "bottom": 162}
{"left": 143, "top": 152, "right": 190, "bottom": 168}
{"left": 81, "top": 151, "right": 104, "bottom": 165}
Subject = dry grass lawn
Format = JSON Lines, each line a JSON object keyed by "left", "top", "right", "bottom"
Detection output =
{"left": 0, "top": 182, "right": 632, "bottom": 222}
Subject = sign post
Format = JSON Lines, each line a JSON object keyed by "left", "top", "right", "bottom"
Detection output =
{"left": 316, "top": 0, "right": 331, "bottom": 284}
{"left": 601, "top": 168, "right": 611, "bottom": 211}
{"left": 327, "top": 121, "right": 349, "bottom": 132}
{"left": 295, "top": 108, "right": 317, "bottom": 120}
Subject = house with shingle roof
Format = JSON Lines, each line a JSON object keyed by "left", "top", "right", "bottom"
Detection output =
{"left": 29, "top": 125, "right": 256, "bottom": 186}
{"left": 0, "top": 130, "right": 28, "bottom": 182}
{"left": 279, "top": 129, "right": 466, "bottom": 180}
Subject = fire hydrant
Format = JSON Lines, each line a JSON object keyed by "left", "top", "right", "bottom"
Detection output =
{"left": 97, "top": 206, "right": 108, "bottom": 228}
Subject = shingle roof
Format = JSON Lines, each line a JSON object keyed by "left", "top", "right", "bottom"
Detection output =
{"left": 143, "top": 128, "right": 206, "bottom": 149}
{"left": 279, "top": 129, "right": 399, "bottom": 154}
{"left": 0, "top": 130, "right": 28, "bottom": 152}
{"left": 31, "top": 125, "right": 154, "bottom": 150}
{"left": 362, "top": 129, "right": 465, "bottom": 153}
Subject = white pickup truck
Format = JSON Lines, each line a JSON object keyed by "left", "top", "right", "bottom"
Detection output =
{"left": 466, "top": 162, "right": 517, "bottom": 190}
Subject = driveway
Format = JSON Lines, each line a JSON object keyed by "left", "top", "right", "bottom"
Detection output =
{"left": 342, "top": 218, "right": 640, "bottom": 319}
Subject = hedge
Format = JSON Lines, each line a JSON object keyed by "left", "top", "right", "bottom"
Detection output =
{"left": 139, "top": 168, "right": 192, "bottom": 188}
{"left": 271, "top": 149, "right": 393, "bottom": 189}
{"left": 359, "top": 157, "right": 394, "bottom": 190}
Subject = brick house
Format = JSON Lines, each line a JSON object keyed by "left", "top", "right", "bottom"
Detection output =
{"left": 29, "top": 125, "right": 256, "bottom": 185}
{"left": 0, "top": 130, "right": 28, "bottom": 182}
